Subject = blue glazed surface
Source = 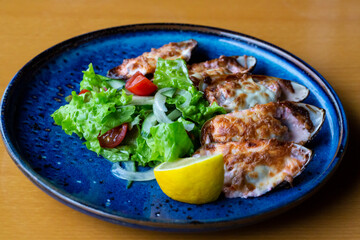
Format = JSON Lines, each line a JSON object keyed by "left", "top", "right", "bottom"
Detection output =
{"left": 0, "top": 24, "right": 348, "bottom": 231}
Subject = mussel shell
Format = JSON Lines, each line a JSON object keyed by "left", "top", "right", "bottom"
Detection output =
{"left": 193, "top": 140, "right": 313, "bottom": 198}
{"left": 236, "top": 55, "right": 257, "bottom": 72}
{"left": 200, "top": 101, "right": 326, "bottom": 145}
{"left": 295, "top": 102, "right": 326, "bottom": 140}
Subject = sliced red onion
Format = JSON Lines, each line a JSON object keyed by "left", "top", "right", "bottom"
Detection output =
{"left": 176, "top": 89, "right": 192, "bottom": 108}
{"left": 141, "top": 113, "right": 158, "bottom": 135}
{"left": 123, "top": 161, "right": 135, "bottom": 171}
{"left": 153, "top": 88, "right": 176, "bottom": 123}
{"left": 154, "top": 88, "right": 173, "bottom": 112}
{"left": 153, "top": 104, "right": 173, "bottom": 123}
{"left": 111, "top": 162, "right": 155, "bottom": 181}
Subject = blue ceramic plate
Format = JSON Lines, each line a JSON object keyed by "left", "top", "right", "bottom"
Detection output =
{"left": 1, "top": 23, "right": 348, "bottom": 231}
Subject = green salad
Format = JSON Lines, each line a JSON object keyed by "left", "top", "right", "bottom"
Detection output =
{"left": 51, "top": 59, "right": 225, "bottom": 174}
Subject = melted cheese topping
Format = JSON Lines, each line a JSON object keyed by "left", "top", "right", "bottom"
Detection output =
{"left": 108, "top": 39, "right": 197, "bottom": 79}
{"left": 205, "top": 75, "right": 279, "bottom": 112}
{"left": 193, "top": 140, "right": 312, "bottom": 198}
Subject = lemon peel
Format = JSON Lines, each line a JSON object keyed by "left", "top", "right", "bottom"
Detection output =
{"left": 154, "top": 154, "right": 224, "bottom": 204}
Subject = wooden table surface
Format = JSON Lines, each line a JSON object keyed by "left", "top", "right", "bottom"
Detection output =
{"left": 1, "top": 0, "right": 359, "bottom": 239}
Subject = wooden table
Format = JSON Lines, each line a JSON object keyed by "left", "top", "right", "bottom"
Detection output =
{"left": 1, "top": 0, "right": 359, "bottom": 239}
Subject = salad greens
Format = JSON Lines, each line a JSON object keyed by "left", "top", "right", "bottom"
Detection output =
{"left": 153, "top": 58, "right": 193, "bottom": 90}
{"left": 51, "top": 59, "right": 225, "bottom": 167}
{"left": 154, "top": 58, "right": 225, "bottom": 126}
{"left": 80, "top": 64, "right": 126, "bottom": 92}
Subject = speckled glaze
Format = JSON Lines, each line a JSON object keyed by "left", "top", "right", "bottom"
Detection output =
{"left": 0, "top": 23, "right": 348, "bottom": 231}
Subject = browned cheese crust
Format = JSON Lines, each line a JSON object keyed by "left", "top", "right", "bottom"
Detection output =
{"left": 201, "top": 101, "right": 314, "bottom": 145}
{"left": 204, "top": 74, "right": 281, "bottom": 110}
{"left": 194, "top": 140, "right": 312, "bottom": 198}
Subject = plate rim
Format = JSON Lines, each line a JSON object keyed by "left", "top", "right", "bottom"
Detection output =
{"left": 0, "top": 23, "right": 349, "bottom": 231}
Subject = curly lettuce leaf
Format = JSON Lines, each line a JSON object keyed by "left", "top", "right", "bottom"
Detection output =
{"left": 51, "top": 88, "right": 134, "bottom": 157}
{"left": 146, "top": 122, "right": 194, "bottom": 162}
{"left": 153, "top": 58, "right": 193, "bottom": 90}
{"left": 166, "top": 86, "right": 226, "bottom": 126}
{"left": 131, "top": 134, "right": 154, "bottom": 166}
{"left": 80, "top": 64, "right": 107, "bottom": 91}
{"left": 80, "top": 63, "right": 123, "bottom": 91}
{"left": 120, "top": 122, "right": 194, "bottom": 166}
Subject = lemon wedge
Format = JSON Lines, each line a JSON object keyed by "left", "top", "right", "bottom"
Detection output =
{"left": 154, "top": 154, "right": 224, "bottom": 204}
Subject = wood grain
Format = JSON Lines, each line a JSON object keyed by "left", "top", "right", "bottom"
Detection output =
{"left": 1, "top": 0, "right": 359, "bottom": 239}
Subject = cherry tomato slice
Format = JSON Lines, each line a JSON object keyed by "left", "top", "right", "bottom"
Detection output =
{"left": 97, "top": 123, "right": 128, "bottom": 148}
{"left": 79, "top": 89, "right": 90, "bottom": 95}
{"left": 125, "top": 71, "right": 158, "bottom": 96}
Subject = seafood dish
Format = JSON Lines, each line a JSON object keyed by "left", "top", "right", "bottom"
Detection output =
{"left": 193, "top": 140, "right": 313, "bottom": 198}
{"left": 52, "top": 39, "right": 325, "bottom": 200}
